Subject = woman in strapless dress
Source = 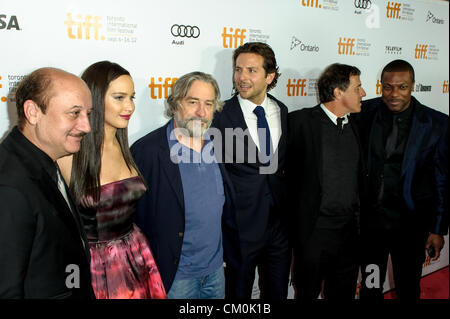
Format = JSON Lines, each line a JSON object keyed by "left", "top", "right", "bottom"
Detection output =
{"left": 58, "top": 61, "right": 166, "bottom": 299}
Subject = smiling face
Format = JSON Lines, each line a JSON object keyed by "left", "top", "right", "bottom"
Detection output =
{"left": 381, "top": 71, "right": 414, "bottom": 114}
{"left": 173, "top": 80, "right": 215, "bottom": 138}
{"left": 104, "top": 75, "right": 135, "bottom": 131}
{"left": 234, "top": 53, "right": 275, "bottom": 105}
{"left": 33, "top": 74, "right": 92, "bottom": 160}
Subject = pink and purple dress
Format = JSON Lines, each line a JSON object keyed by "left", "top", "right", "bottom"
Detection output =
{"left": 79, "top": 176, "right": 166, "bottom": 299}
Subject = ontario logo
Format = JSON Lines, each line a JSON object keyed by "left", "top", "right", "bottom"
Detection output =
{"left": 222, "top": 27, "right": 247, "bottom": 49}
{"left": 291, "top": 36, "right": 319, "bottom": 52}
{"left": 148, "top": 77, "right": 178, "bottom": 99}
{"left": 0, "top": 14, "right": 20, "bottom": 30}
{"left": 65, "top": 13, "right": 105, "bottom": 40}
{"left": 426, "top": 11, "right": 444, "bottom": 24}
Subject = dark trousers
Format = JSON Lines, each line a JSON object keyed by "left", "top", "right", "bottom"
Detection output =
{"left": 293, "top": 221, "right": 360, "bottom": 300}
{"left": 360, "top": 214, "right": 428, "bottom": 300}
{"left": 225, "top": 217, "right": 291, "bottom": 300}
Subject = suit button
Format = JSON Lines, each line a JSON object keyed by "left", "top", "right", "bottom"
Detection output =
{"left": 178, "top": 232, "right": 184, "bottom": 237}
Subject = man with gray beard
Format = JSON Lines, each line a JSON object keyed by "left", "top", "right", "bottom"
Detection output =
{"left": 131, "top": 71, "right": 241, "bottom": 299}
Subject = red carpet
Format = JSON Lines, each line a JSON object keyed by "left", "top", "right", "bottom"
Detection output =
{"left": 384, "top": 266, "right": 449, "bottom": 299}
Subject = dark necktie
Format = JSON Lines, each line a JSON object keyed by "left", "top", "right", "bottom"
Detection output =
{"left": 385, "top": 115, "right": 399, "bottom": 158}
{"left": 253, "top": 105, "right": 272, "bottom": 163}
{"left": 336, "top": 117, "right": 345, "bottom": 130}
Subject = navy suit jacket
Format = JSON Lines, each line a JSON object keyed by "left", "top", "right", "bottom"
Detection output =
{"left": 211, "top": 94, "right": 288, "bottom": 244}
{"left": 360, "top": 96, "right": 448, "bottom": 235}
{"left": 130, "top": 122, "right": 241, "bottom": 292}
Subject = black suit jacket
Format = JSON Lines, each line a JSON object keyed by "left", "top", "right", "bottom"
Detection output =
{"left": 212, "top": 94, "right": 288, "bottom": 244}
{"left": 359, "top": 97, "right": 449, "bottom": 235}
{"left": 287, "top": 105, "right": 367, "bottom": 247}
{"left": 131, "top": 122, "right": 241, "bottom": 292}
{"left": 0, "top": 127, "right": 93, "bottom": 299}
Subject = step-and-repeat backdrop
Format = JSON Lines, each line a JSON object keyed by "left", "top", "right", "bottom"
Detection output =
{"left": 1, "top": 0, "right": 448, "bottom": 298}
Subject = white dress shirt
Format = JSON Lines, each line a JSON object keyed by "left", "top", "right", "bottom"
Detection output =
{"left": 320, "top": 103, "right": 349, "bottom": 126}
{"left": 238, "top": 94, "right": 282, "bottom": 152}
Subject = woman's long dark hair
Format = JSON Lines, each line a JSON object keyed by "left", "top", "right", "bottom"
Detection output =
{"left": 70, "top": 61, "right": 141, "bottom": 204}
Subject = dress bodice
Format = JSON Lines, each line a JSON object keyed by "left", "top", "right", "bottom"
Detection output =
{"left": 79, "top": 176, "right": 146, "bottom": 241}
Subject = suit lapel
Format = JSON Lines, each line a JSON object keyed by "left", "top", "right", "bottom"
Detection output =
{"left": 159, "top": 125, "right": 185, "bottom": 210}
{"left": 401, "top": 104, "right": 429, "bottom": 177}
{"left": 310, "top": 106, "right": 323, "bottom": 187}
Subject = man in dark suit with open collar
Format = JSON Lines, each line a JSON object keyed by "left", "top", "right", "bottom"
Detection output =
{"left": 287, "top": 63, "right": 367, "bottom": 299}
{"left": 0, "top": 68, "right": 94, "bottom": 298}
{"left": 359, "top": 59, "right": 448, "bottom": 299}
{"left": 212, "top": 42, "right": 290, "bottom": 299}
{"left": 131, "top": 72, "right": 240, "bottom": 298}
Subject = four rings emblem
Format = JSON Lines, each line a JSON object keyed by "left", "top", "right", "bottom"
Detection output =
{"left": 354, "top": 0, "right": 372, "bottom": 10}
{"left": 171, "top": 24, "right": 200, "bottom": 38}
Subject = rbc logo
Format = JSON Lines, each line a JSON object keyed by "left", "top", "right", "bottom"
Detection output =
{"left": 0, "top": 14, "right": 20, "bottom": 30}
{"left": 64, "top": 13, "right": 105, "bottom": 40}
{"left": 221, "top": 27, "right": 246, "bottom": 49}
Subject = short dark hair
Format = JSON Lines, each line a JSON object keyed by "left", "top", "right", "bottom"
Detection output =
{"left": 15, "top": 69, "right": 53, "bottom": 130}
{"left": 232, "top": 42, "right": 281, "bottom": 92}
{"left": 381, "top": 59, "right": 415, "bottom": 83}
{"left": 317, "top": 63, "right": 361, "bottom": 104}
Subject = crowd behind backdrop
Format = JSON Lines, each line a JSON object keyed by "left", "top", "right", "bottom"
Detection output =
{"left": 1, "top": 0, "right": 448, "bottom": 298}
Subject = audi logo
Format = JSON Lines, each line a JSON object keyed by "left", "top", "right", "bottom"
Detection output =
{"left": 354, "top": 0, "right": 371, "bottom": 9}
{"left": 171, "top": 24, "right": 200, "bottom": 38}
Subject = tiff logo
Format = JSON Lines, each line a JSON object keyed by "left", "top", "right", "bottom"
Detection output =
{"left": 65, "top": 13, "right": 104, "bottom": 40}
{"left": 301, "top": 0, "right": 321, "bottom": 8}
{"left": 148, "top": 77, "right": 178, "bottom": 99}
{"left": 386, "top": 2, "right": 401, "bottom": 19}
{"left": 337, "top": 37, "right": 355, "bottom": 55}
{"left": 222, "top": 27, "right": 246, "bottom": 49}
{"left": 0, "top": 75, "right": 5, "bottom": 102}
{"left": 287, "top": 79, "right": 307, "bottom": 96}
{"left": 443, "top": 80, "right": 449, "bottom": 94}
{"left": 376, "top": 80, "right": 382, "bottom": 95}
{"left": 414, "top": 44, "right": 428, "bottom": 59}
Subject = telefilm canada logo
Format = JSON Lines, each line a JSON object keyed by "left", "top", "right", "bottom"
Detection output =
{"left": 0, "top": 14, "right": 20, "bottom": 30}
{"left": 385, "top": 45, "right": 402, "bottom": 55}
{"left": 171, "top": 24, "right": 200, "bottom": 45}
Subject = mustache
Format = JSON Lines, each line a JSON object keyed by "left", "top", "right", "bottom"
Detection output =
{"left": 186, "top": 117, "right": 210, "bottom": 124}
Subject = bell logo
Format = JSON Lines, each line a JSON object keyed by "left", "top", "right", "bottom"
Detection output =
{"left": 148, "top": 77, "right": 178, "bottom": 99}
{"left": 386, "top": 2, "right": 401, "bottom": 19}
{"left": 222, "top": 27, "right": 246, "bottom": 49}
{"left": 301, "top": 0, "right": 321, "bottom": 8}
{"left": 414, "top": 44, "right": 428, "bottom": 59}
{"left": 0, "top": 14, "right": 20, "bottom": 30}
{"left": 376, "top": 80, "right": 382, "bottom": 95}
{"left": 287, "top": 79, "right": 307, "bottom": 97}
{"left": 65, "top": 13, "right": 105, "bottom": 40}
{"left": 337, "top": 37, "right": 355, "bottom": 55}
{"left": 443, "top": 80, "right": 449, "bottom": 94}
